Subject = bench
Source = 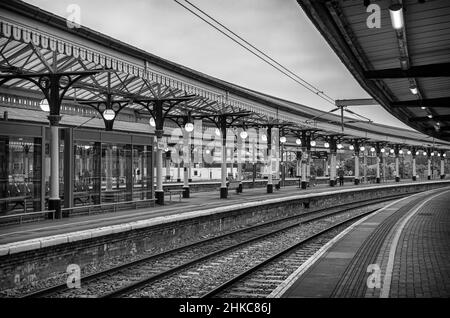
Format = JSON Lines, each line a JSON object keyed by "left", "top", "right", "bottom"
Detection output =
{"left": 74, "top": 191, "right": 92, "bottom": 205}
{"left": 165, "top": 188, "right": 184, "bottom": 201}
{"left": 0, "top": 196, "right": 31, "bottom": 212}
{"left": 273, "top": 179, "right": 281, "bottom": 190}
{"left": 227, "top": 180, "right": 241, "bottom": 194}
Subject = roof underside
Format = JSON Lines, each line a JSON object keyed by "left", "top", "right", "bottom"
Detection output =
{"left": 0, "top": 0, "right": 449, "bottom": 149}
{"left": 296, "top": 0, "right": 450, "bottom": 141}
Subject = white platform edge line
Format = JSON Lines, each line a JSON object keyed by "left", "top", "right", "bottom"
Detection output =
{"left": 267, "top": 189, "right": 436, "bottom": 298}
{"left": 380, "top": 189, "right": 450, "bottom": 298}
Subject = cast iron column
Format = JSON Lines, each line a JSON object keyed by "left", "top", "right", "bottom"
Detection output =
{"left": 48, "top": 114, "right": 61, "bottom": 217}
{"left": 354, "top": 141, "right": 360, "bottom": 185}
{"left": 395, "top": 145, "right": 400, "bottom": 182}
{"left": 376, "top": 144, "right": 381, "bottom": 183}
{"left": 440, "top": 151, "right": 445, "bottom": 179}
{"left": 154, "top": 101, "right": 164, "bottom": 205}
{"left": 329, "top": 137, "right": 336, "bottom": 187}
{"left": 183, "top": 129, "right": 190, "bottom": 198}
{"left": 220, "top": 116, "right": 228, "bottom": 198}
{"left": 427, "top": 149, "right": 432, "bottom": 180}
{"left": 266, "top": 125, "right": 273, "bottom": 193}
{"left": 412, "top": 147, "right": 417, "bottom": 181}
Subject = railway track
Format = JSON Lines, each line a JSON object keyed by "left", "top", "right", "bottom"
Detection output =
{"left": 21, "top": 193, "right": 409, "bottom": 298}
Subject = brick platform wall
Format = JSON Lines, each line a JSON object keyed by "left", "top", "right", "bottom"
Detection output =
{"left": 0, "top": 181, "right": 448, "bottom": 292}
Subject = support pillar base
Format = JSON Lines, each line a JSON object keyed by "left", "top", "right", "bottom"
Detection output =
{"left": 188, "top": 178, "right": 192, "bottom": 182}
{"left": 412, "top": 176, "right": 417, "bottom": 181}
{"left": 329, "top": 180, "right": 335, "bottom": 187}
{"left": 395, "top": 177, "right": 400, "bottom": 182}
{"left": 376, "top": 177, "right": 381, "bottom": 183}
{"left": 48, "top": 198, "right": 61, "bottom": 219}
{"left": 183, "top": 187, "right": 190, "bottom": 198}
{"left": 238, "top": 183, "right": 243, "bottom": 193}
{"left": 177, "top": 178, "right": 181, "bottom": 182}
{"left": 155, "top": 191, "right": 164, "bottom": 205}
{"left": 354, "top": 178, "right": 360, "bottom": 185}
{"left": 220, "top": 187, "right": 228, "bottom": 199}
{"left": 428, "top": 175, "right": 431, "bottom": 180}
{"left": 301, "top": 181, "right": 307, "bottom": 189}
{"left": 267, "top": 184, "right": 273, "bottom": 193}
{"left": 441, "top": 175, "right": 445, "bottom": 180}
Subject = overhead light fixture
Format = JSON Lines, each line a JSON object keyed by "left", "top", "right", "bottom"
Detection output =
{"left": 416, "top": 151, "right": 420, "bottom": 156}
{"left": 261, "top": 134, "right": 267, "bottom": 141}
{"left": 389, "top": 4, "right": 404, "bottom": 30}
{"left": 240, "top": 130, "right": 248, "bottom": 139}
{"left": 337, "top": 143, "right": 343, "bottom": 149}
{"left": 149, "top": 117, "right": 156, "bottom": 127}
{"left": 407, "top": 150, "right": 411, "bottom": 155}
{"left": 39, "top": 99, "right": 50, "bottom": 112}
{"left": 399, "top": 150, "right": 404, "bottom": 155}
{"left": 310, "top": 140, "right": 316, "bottom": 147}
{"left": 381, "top": 148, "right": 386, "bottom": 153}
{"left": 443, "top": 153, "right": 447, "bottom": 157}
{"left": 409, "top": 85, "right": 418, "bottom": 95}
{"left": 295, "top": 138, "right": 302, "bottom": 145}
{"left": 215, "top": 128, "right": 221, "bottom": 137}
{"left": 324, "top": 142, "right": 330, "bottom": 148}
{"left": 427, "top": 114, "right": 433, "bottom": 119}
{"left": 431, "top": 152, "right": 435, "bottom": 156}
{"left": 421, "top": 106, "right": 426, "bottom": 110}
{"left": 437, "top": 153, "right": 441, "bottom": 157}
{"left": 390, "top": 149, "right": 395, "bottom": 154}
{"left": 349, "top": 145, "right": 354, "bottom": 150}
{"left": 360, "top": 146, "right": 365, "bottom": 151}
{"left": 185, "top": 122, "right": 194, "bottom": 132}
{"left": 399, "top": 57, "right": 409, "bottom": 70}
{"left": 280, "top": 136, "right": 287, "bottom": 143}
{"left": 103, "top": 109, "right": 115, "bottom": 121}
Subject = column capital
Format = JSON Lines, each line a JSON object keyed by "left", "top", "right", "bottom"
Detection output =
{"left": 155, "top": 129, "right": 164, "bottom": 138}
{"left": 47, "top": 115, "right": 62, "bottom": 126}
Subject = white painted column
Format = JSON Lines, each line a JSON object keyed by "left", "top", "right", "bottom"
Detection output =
{"left": 412, "top": 157, "right": 417, "bottom": 181}
{"left": 376, "top": 156, "right": 380, "bottom": 183}
{"left": 428, "top": 157, "right": 431, "bottom": 180}
{"left": 220, "top": 135, "right": 227, "bottom": 198}
{"left": 354, "top": 153, "right": 359, "bottom": 185}
{"left": 395, "top": 156, "right": 400, "bottom": 182}
{"left": 441, "top": 157, "right": 445, "bottom": 179}
{"left": 330, "top": 153, "right": 336, "bottom": 186}
{"left": 49, "top": 125, "right": 59, "bottom": 201}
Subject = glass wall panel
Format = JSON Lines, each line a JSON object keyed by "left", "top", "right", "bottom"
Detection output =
{"left": 0, "top": 136, "right": 42, "bottom": 214}
{"left": 73, "top": 141, "right": 99, "bottom": 206}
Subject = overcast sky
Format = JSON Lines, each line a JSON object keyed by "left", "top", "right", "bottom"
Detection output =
{"left": 25, "top": 0, "right": 413, "bottom": 130}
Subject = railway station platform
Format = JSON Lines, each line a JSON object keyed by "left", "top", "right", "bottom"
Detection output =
{"left": 1, "top": 179, "right": 449, "bottom": 293}
{"left": 0, "top": 178, "right": 444, "bottom": 246}
{"left": 277, "top": 186, "right": 450, "bottom": 298}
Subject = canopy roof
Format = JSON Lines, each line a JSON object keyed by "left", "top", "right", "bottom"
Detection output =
{"left": 296, "top": 0, "right": 450, "bottom": 142}
{"left": 1, "top": 0, "right": 450, "bottom": 150}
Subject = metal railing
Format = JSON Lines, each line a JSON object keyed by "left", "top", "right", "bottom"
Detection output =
{"left": 0, "top": 210, "right": 56, "bottom": 226}
{"left": 62, "top": 197, "right": 157, "bottom": 217}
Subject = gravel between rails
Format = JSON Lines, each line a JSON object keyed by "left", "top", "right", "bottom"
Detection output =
{"left": 116, "top": 201, "right": 392, "bottom": 298}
